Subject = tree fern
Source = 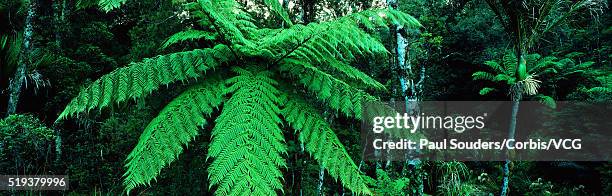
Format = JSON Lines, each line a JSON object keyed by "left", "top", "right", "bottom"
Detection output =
{"left": 57, "top": 0, "right": 421, "bottom": 194}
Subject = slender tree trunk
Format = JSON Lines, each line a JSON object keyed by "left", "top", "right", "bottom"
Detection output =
{"left": 51, "top": 0, "right": 68, "bottom": 165}
{"left": 53, "top": 0, "right": 62, "bottom": 50}
{"left": 299, "top": 142, "right": 304, "bottom": 196}
{"left": 7, "top": 0, "right": 37, "bottom": 116}
{"left": 500, "top": 102, "right": 519, "bottom": 195}
{"left": 388, "top": 0, "right": 424, "bottom": 194}
{"left": 501, "top": 92, "right": 521, "bottom": 196}
{"left": 501, "top": 46, "right": 526, "bottom": 196}
{"left": 317, "top": 166, "right": 324, "bottom": 196}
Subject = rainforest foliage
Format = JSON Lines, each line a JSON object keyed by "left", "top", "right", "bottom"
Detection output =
{"left": 0, "top": 0, "right": 610, "bottom": 195}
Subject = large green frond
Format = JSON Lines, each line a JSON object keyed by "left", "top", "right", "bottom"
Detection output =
{"left": 208, "top": 67, "right": 286, "bottom": 195}
{"left": 280, "top": 58, "right": 376, "bottom": 119}
{"left": 123, "top": 78, "right": 225, "bottom": 192}
{"left": 588, "top": 87, "right": 612, "bottom": 94}
{"left": 260, "top": 8, "right": 420, "bottom": 60}
{"left": 472, "top": 71, "right": 495, "bottom": 81}
{"left": 281, "top": 95, "right": 373, "bottom": 195}
{"left": 253, "top": 9, "right": 419, "bottom": 90}
{"left": 502, "top": 52, "right": 517, "bottom": 76}
{"left": 344, "top": 9, "right": 422, "bottom": 31}
{"left": 57, "top": 45, "right": 233, "bottom": 121}
{"left": 484, "top": 60, "right": 505, "bottom": 74}
{"left": 161, "top": 30, "right": 217, "bottom": 49}
{"left": 529, "top": 56, "right": 558, "bottom": 74}
{"left": 256, "top": 23, "right": 385, "bottom": 90}
{"left": 587, "top": 74, "right": 611, "bottom": 94}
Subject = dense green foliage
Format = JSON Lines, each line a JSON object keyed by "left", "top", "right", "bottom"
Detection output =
{"left": 0, "top": 0, "right": 610, "bottom": 195}
{"left": 55, "top": 0, "right": 420, "bottom": 194}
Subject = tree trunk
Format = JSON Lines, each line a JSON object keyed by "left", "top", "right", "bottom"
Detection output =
{"left": 501, "top": 46, "right": 526, "bottom": 196}
{"left": 387, "top": 0, "right": 425, "bottom": 195}
{"left": 500, "top": 98, "right": 520, "bottom": 196}
{"left": 317, "top": 166, "right": 325, "bottom": 196}
{"left": 6, "top": 0, "right": 37, "bottom": 116}
{"left": 299, "top": 142, "right": 304, "bottom": 196}
{"left": 53, "top": 0, "right": 62, "bottom": 50}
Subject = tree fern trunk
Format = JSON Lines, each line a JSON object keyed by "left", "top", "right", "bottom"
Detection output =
{"left": 7, "top": 0, "right": 37, "bottom": 116}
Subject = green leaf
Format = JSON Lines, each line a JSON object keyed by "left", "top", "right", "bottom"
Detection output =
{"left": 161, "top": 30, "right": 217, "bottom": 49}
{"left": 472, "top": 71, "right": 495, "bottom": 81}
{"left": 208, "top": 67, "right": 286, "bottom": 195}
{"left": 123, "top": 78, "right": 225, "bottom": 193}
{"left": 57, "top": 45, "right": 233, "bottom": 121}
{"left": 479, "top": 87, "right": 496, "bottom": 95}
{"left": 282, "top": 94, "right": 373, "bottom": 195}
{"left": 534, "top": 95, "right": 556, "bottom": 109}
{"left": 98, "top": 0, "right": 127, "bottom": 12}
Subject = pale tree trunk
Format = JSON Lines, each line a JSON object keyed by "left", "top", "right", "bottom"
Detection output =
{"left": 7, "top": 0, "right": 37, "bottom": 116}
{"left": 299, "top": 142, "right": 304, "bottom": 196}
{"left": 500, "top": 47, "right": 526, "bottom": 196}
{"left": 388, "top": 0, "right": 424, "bottom": 194}
{"left": 501, "top": 98, "right": 520, "bottom": 196}
{"left": 317, "top": 166, "right": 324, "bottom": 196}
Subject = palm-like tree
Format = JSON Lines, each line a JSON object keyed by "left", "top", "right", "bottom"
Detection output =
{"left": 484, "top": 1, "right": 605, "bottom": 194}
{"left": 474, "top": 52, "right": 561, "bottom": 106}
{"left": 473, "top": 51, "right": 596, "bottom": 194}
